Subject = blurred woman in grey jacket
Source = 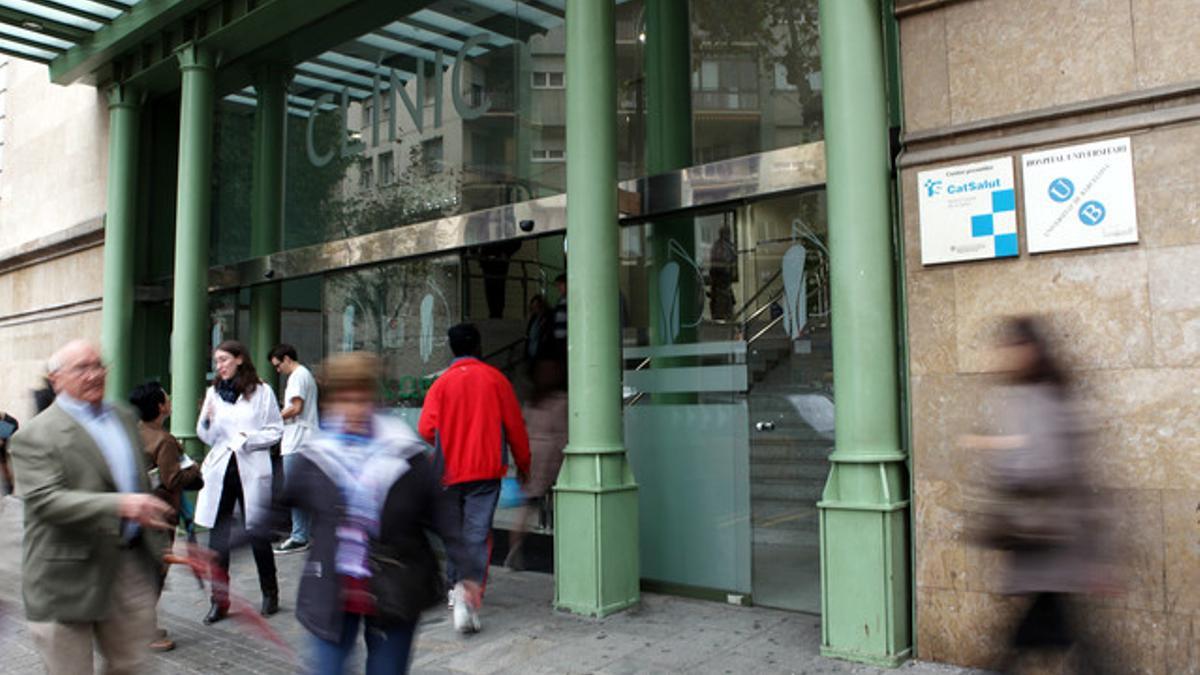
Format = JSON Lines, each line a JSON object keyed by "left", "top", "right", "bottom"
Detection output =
{"left": 966, "top": 316, "right": 1113, "bottom": 673}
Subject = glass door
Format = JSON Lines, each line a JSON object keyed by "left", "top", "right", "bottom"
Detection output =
{"left": 740, "top": 192, "right": 831, "bottom": 614}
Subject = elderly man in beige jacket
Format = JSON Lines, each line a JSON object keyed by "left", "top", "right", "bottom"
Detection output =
{"left": 9, "top": 340, "right": 172, "bottom": 674}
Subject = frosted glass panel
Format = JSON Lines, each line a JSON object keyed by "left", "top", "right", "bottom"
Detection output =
{"left": 626, "top": 404, "right": 751, "bottom": 594}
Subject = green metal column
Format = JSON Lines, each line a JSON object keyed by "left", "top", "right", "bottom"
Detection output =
{"left": 554, "top": 0, "right": 639, "bottom": 617}
{"left": 101, "top": 84, "right": 141, "bottom": 401}
{"left": 169, "top": 45, "right": 217, "bottom": 451}
{"left": 249, "top": 66, "right": 288, "bottom": 388}
{"left": 816, "top": 0, "right": 910, "bottom": 666}
{"left": 645, "top": 0, "right": 696, "bottom": 358}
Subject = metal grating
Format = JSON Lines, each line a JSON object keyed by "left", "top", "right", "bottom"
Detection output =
{"left": 0, "top": 0, "right": 138, "bottom": 64}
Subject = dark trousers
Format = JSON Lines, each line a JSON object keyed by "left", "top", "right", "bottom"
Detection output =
{"left": 309, "top": 613, "right": 417, "bottom": 675}
{"left": 209, "top": 455, "right": 278, "bottom": 604}
{"left": 440, "top": 480, "right": 501, "bottom": 589}
{"left": 480, "top": 258, "right": 511, "bottom": 319}
{"left": 1001, "top": 593, "right": 1109, "bottom": 674}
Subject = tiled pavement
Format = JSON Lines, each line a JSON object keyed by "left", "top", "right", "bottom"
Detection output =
{"left": 0, "top": 496, "right": 986, "bottom": 674}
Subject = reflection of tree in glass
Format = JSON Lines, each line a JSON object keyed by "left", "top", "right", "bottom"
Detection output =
{"left": 211, "top": 107, "right": 255, "bottom": 265}
{"left": 324, "top": 258, "right": 458, "bottom": 407}
{"left": 692, "top": 0, "right": 820, "bottom": 87}
{"left": 285, "top": 111, "right": 354, "bottom": 250}
{"left": 691, "top": 0, "right": 823, "bottom": 139}
{"left": 325, "top": 144, "right": 460, "bottom": 242}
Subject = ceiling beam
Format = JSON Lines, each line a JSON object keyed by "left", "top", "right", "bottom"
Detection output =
{"left": 48, "top": 0, "right": 208, "bottom": 84}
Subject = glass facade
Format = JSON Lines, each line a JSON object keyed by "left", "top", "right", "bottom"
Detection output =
{"left": 208, "top": 0, "right": 822, "bottom": 264}
{"left": 196, "top": 0, "right": 829, "bottom": 606}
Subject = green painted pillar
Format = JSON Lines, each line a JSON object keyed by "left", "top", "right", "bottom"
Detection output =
{"left": 101, "top": 84, "right": 142, "bottom": 401}
{"left": 249, "top": 66, "right": 288, "bottom": 388}
{"left": 816, "top": 0, "right": 911, "bottom": 666}
{"left": 554, "top": 0, "right": 639, "bottom": 617}
{"left": 169, "top": 45, "right": 217, "bottom": 451}
{"left": 644, "top": 0, "right": 697, "bottom": 402}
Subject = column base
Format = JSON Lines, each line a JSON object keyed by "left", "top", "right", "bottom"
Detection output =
{"left": 820, "top": 645, "right": 912, "bottom": 669}
{"left": 818, "top": 457, "right": 911, "bottom": 666}
{"left": 553, "top": 450, "right": 639, "bottom": 617}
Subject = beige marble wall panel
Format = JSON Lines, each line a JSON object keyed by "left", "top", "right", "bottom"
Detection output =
{"left": 916, "top": 588, "right": 1020, "bottom": 668}
{"left": 909, "top": 373, "right": 999, "bottom": 482}
{"left": 900, "top": 167, "right": 923, "bottom": 274}
{"left": 953, "top": 248, "right": 1153, "bottom": 373}
{"left": 1167, "top": 613, "right": 1200, "bottom": 674}
{"left": 899, "top": 10, "right": 950, "bottom": 132}
{"left": 1094, "top": 490, "right": 1166, "bottom": 613}
{"left": 0, "top": 246, "right": 104, "bottom": 318}
{"left": 906, "top": 268, "right": 957, "bottom": 376}
{"left": 0, "top": 61, "right": 107, "bottom": 249}
{"left": 1131, "top": 0, "right": 1200, "bottom": 89}
{"left": 943, "top": 0, "right": 1135, "bottom": 125}
{"left": 1077, "top": 606, "right": 1169, "bottom": 675}
{"left": 1163, "top": 490, "right": 1200, "bottom": 616}
{"left": 1132, "top": 124, "right": 1200, "bottom": 250}
{"left": 1072, "top": 369, "right": 1200, "bottom": 490}
{"left": 0, "top": 310, "right": 101, "bottom": 421}
{"left": 914, "top": 479, "right": 968, "bottom": 591}
{"left": 1148, "top": 245, "right": 1200, "bottom": 368}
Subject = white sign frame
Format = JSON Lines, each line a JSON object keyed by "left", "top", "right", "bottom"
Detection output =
{"left": 1020, "top": 137, "right": 1138, "bottom": 254}
{"left": 917, "top": 156, "right": 1019, "bottom": 266}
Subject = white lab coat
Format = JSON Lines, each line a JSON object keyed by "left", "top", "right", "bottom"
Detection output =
{"left": 194, "top": 382, "right": 283, "bottom": 529}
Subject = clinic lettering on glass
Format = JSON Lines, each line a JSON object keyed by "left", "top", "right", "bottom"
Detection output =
{"left": 306, "top": 34, "right": 492, "bottom": 168}
{"left": 383, "top": 375, "right": 438, "bottom": 402}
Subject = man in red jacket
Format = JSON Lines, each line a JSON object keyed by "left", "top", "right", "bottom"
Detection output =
{"left": 419, "top": 323, "right": 530, "bottom": 634}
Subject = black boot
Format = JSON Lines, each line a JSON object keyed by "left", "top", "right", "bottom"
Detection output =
{"left": 203, "top": 601, "right": 228, "bottom": 625}
{"left": 261, "top": 590, "right": 279, "bottom": 617}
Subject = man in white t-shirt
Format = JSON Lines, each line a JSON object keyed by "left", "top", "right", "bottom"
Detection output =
{"left": 269, "top": 344, "right": 319, "bottom": 553}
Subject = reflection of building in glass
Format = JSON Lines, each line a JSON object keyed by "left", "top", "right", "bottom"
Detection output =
{"left": 210, "top": 1, "right": 823, "bottom": 266}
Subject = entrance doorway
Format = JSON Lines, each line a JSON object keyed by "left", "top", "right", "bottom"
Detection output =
{"left": 615, "top": 190, "right": 829, "bottom": 613}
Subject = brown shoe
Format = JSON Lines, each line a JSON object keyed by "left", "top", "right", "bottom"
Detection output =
{"left": 149, "top": 637, "right": 176, "bottom": 652}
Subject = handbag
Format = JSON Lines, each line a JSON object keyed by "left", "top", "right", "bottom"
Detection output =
{"left": 367, "top": 541, "right": 444, "bottom": 625}
{"left": 972, "top": 491, "right": 1072, "bottom": 551}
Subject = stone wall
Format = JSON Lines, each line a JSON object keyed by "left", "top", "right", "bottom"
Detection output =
{"left": 0, "top": 60, "right": 107, "bottom": 421}
{"left": 898, "top": 1, "right": 1200, "bottom": 672}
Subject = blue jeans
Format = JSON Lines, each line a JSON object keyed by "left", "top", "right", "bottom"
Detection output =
{"left": 283, "top": 453, "right": 310, "bottom": 544}
{"left": 309, "top": 613, "right": 416, "bottom": 675}
{"left": 441, "top": 479, "right": 501, "bottom": 585}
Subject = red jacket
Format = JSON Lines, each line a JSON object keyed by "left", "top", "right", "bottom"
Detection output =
{"left": 418, "top": 358, "right": 532, "bottom": 486}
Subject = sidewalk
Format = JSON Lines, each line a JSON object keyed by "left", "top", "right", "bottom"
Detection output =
{"left": 0, "top": 496, "right": 985, "bottom": 674}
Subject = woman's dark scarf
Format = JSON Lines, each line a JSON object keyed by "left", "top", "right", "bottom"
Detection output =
{"left": 215, "top": 377, "right": 240, "bottom": 404}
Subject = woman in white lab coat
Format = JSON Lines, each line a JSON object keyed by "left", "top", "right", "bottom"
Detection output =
{"left": 195, "top": 340, "right": 283, "bottom": 625}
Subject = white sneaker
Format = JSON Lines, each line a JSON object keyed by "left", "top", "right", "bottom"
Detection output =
{"left": 451, "top": 583, "right": 480, "bottom": 634}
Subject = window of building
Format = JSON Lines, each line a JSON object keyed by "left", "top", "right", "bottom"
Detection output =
{"left": 693, "top": 56, "right": 759, "bottom": 110}
{"left": 773, "top": 63, "right": 799, "bottom": 92}
{"left": 361, "top": 97, "right": 373, "bottom": 131}
{"left": 531, "top": 71, "right": 564, "bottom": 89}
{"left": 378, "top": 150, "right": 395, "bottom": 185}
{"left": 532, "top": 148, "right": 565, "bottom": 162}
{"left": 358, "top": 157, "right": 374, "bottom": 189}
{"left": 421, "top": 136, "right": 444, "bottom": 172}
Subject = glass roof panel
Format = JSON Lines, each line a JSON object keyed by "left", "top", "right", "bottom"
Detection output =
{"left": 0, "top": 0, "right": 104, "bottom": 31}
{"left": 0, "top": 21, "right": 71, "bottom": 49}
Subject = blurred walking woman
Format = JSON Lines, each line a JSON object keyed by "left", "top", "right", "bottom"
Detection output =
{"left": 195, "top": 340, "right": 283, "bottom": 625}
{"left": 969, "top": 317, "right": 1109, "bottom": 674}
{"left": 277, "top": 352, "right": 470, "bottom": 674}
